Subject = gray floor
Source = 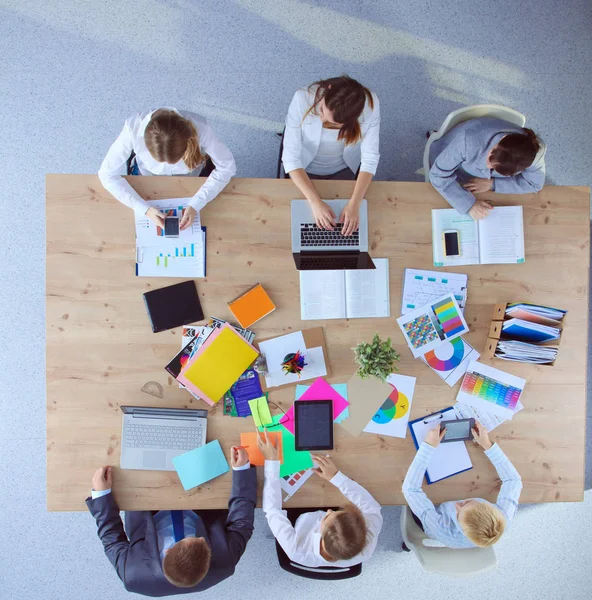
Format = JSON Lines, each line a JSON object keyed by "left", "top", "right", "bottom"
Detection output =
{"left": 1, "top": 1, "right": 591, "bottom": 598}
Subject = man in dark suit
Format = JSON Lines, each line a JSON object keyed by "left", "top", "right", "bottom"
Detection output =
{"left": 86, "top": 446, "right": 257, "bottom": 596}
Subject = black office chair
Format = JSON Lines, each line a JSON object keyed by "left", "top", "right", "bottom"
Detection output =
{"left": 126, "top": 152, "right": 216, "bottom": 177}
{"left": 276, "top": 128, "right": 286, "bottom": 179}
{"left": 275, "top": 508, "right": 363, "bottom": 580}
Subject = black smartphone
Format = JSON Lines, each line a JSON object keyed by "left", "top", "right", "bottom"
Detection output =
{"left": 441, "top": 418, "right": 475, "bottom": 443}
{"left": 164, "top": 217, "right": 180, "bottom": 238}
{"left": 443, "top": 230, "right": 460, "bottom": 257}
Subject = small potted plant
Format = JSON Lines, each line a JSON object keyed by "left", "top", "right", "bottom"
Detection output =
{"left": 353, "top": 333, "right": 400, "bottom": 381}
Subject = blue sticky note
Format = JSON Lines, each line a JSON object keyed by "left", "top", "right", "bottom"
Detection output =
{"left": 172, "top": 440, "right": 230, "bottom": 491}
{"left": 295, "top": 383, "right": 349, "bottom": 423}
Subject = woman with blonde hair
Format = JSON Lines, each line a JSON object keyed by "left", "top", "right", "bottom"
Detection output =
{"left": 282, "top": 75, "right": 380, "bottom": 236}
{"left": 99, "top": 108, "right": 236, "bottom": 229}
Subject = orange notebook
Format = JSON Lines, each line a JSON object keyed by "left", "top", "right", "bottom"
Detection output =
{"left": 228, "top": 283, "right": 276, "bottom": 328}
{"left": 240, "top": 431, "right": 283, "bottom": 466}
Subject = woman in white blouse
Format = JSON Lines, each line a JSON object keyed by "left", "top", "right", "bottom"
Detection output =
{"left": 282, "top": 76, "right": 380, "bottom": 236}
{"left": 98, "top": 108, "right": 236, "bottom": 229}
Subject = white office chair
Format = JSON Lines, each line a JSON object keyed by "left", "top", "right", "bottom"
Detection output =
{"left": 400, "top": 506, "right": 497, "bottom": 577}
{"left": 423, "top": 105, "right": 527, "bottom": 182}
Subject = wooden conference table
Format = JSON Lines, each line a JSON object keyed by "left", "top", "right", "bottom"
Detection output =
{"left": 46, "top": 175, "right": 589, "bottom": 511}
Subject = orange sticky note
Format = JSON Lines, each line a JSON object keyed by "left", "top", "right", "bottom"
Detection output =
{"left": 239, "top": 431, "right": 283, "bottom": 466}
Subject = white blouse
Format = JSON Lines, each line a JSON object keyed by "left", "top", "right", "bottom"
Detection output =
{"left": 98, "top": 108, "right": 236, "bottom": 214}
{"left": 306, "top": 126, "right": 348, "bottom": 175}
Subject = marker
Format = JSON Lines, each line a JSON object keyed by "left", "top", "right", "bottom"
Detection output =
{"left": 234, "top": 445, "right": 249, "bottom": 450}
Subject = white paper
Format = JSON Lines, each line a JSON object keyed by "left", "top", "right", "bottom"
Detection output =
{"left": 432, "top": 209, "right": 480, "bottom": 267}
{"left": 420, "top": 337, "right": 480, "bottom": 387}
{"left": 401, "top": 268, "right": 468, "bottom": 315}
{"left": 281, "top": 468, "right": 315, "bottom": 500}
{"left": 345, "top": 258, "right": 390, "bottom": 318}
{"left": 478, "top": 206, "right": 525, "bottom": 264}
{"left": 410, "top": 410, "right": 472, "bottom": 483}
{"left": 454, "top": 401, "right": 524, "bottom": 432}
{"left": 299, "top": 270, "right": 347, "bottom": 320}
{"left": 363, "top": 373, "right": 416, "bottom": 438}
{"left": 263, "top": 346, "right": 327, "bottom": 388}
{"left": 456, "top": 360, "right": 526, "bottom": 419}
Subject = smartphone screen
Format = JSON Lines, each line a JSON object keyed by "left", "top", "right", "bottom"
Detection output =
{"left": 443, "top": 420, "right": 471, "bottom": 441}
{"left": 444, "top": 231, "right": 460, "bottom": 256}
{"left": 164, "top": 217, "right": 179, "bottom": 237}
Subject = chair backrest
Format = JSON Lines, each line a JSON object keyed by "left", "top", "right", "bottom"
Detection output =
{"left": 400, "top": 506, "right": 497, "bottom": 578}
{"left": 423, "top": 104, "right": 527, "bottom": 182}
{"left": 276, "top": 129, "right": 286, "bottom": 179}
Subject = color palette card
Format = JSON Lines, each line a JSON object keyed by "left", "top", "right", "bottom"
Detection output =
{"left": 240, "top": 431, "right": 283, "bottom": 466}
{"left": 421, "top": 337, "right": 480, "bottom": 387}
{"left": 396, "top": 293, "right": 469, "bottom": 358}
{"left": 456, "top": 360, "right": 526, "bottom": 420}
{"left": 280, "top": 468, "right": 315, "bottom": 500}
{"left": 172, "top": 440, "right": 229, "bottom": 491}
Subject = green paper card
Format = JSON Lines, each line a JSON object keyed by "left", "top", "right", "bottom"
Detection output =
{"left": 259, "top": 414, "right": 314, "bottom": 477}
{"left": 248, "top": 395, "right": 273, "bottom": 427}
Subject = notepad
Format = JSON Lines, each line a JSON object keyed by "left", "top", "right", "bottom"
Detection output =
{"left": 177, "top": 324, "right": 259, "bottom": 404}
{"left": 248, "top": 395, "right": 273, "bottom": 427}
{"left": 409, "top": 409, "right": 472, "bottom": 484}
{"left": 240, "top": 431, "right": 284, "bottom": 466}
{"left": 172, "top": 440, "right": 230, "bottom": 490}
{"left": 299, "top": 258, "right": 390, "bottom": 320}
{"left": 432, "top": 206, "right": 525, "bottom": 267}
{"left": 228, "top": 283, "right": 276, "bottom": 328}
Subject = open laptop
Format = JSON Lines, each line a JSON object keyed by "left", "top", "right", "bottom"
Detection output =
{"left": 120, "top": 405, "right": 208, "bottom": 471}
{"left": 291, "top": 199, "right": 376, "bottom": 270}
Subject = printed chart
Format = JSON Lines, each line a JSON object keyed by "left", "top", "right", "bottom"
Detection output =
{"left": 401, "top": 269, "right": 467, "bottom": 315}
{"left": 421, "top": 337, "right": 480, "bottom": 387}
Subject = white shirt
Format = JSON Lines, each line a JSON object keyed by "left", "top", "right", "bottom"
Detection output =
{"left": 281, "top": 86, "right": 380, "bottom": 176}
{"left": 262, "top": 461, "right": 383, "bottom": 568}
{"left": 306, "top": 126, "right": 348, "bottom": 175}
{"left": 98, "top": 108, "right": 236, "bottom": 215}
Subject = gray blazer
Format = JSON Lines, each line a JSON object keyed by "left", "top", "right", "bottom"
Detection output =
{"left": 429, "top": 117, "right": 546, "bottom": 214}
{"left": 86, "top": 467, "right": 257, "bottom": 597}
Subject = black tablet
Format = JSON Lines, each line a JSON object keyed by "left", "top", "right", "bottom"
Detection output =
{"left": 143, "top": 280, "right": 204, "bottom": 333}
{"left": 294, "top": 400, "right": 333, "bottom": 451}
{"left": 441, "top": 418, "right": 475, "bottom": 443}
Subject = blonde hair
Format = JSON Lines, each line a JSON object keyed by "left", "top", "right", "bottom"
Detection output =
{"left": 162, "top": 537, "right": 211, "bottom": 588}
{"left": 321, "top": 504, "right": 367, "bottom": 561}
{"left": 144, "top": 109, "right": 206, "bottom": 170}
{"left": 460, "top": 503, "right": 506, "bottom": 547}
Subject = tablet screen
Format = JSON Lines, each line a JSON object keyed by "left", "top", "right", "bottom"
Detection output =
{"left": 294, "top": 400, "right": 333, "bottom": 451}
{"left": 444, "top": 420, "right": 471, "bottom": 440}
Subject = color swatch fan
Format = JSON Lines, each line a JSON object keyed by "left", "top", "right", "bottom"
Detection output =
{"left": 421, "top": 337, "right": 480, "bottom": 387}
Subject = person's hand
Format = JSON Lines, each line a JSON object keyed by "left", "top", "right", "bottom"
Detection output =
{"left": 338, "top": 201, "right": 360, "bottom": 236}
{"left": 472, "top": 421, "right": 493, "bottom": 451}
{"left": 468, "top": 199, "right": 493, "bottom": 220}
{"left": 146, "top": 207, "right": 166, "bottom": 228}
{"left": 230, "top": 446, "right": 249, "bottom": 468}
{"left": 92, "top": 466, "right": 113, "bottom": 491}
{"left": 312, "top": 454, "right": 338, "bottom": 481}
{"left": 256, "top": 428, "right": 279, "bottom": 461}
{"left": 180, "top": 206, "right": 196, "bottom": 231}
{"left": 311, "top": 199, "right": 336, "bottom": 231}
{"left": 425, "top": 425, "right": 445, "bottom": 448}
{"left": 463, "top": 177, "right": 493, "bottom": 194}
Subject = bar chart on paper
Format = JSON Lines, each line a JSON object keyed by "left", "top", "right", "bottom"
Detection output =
{"left": 136, "top": 231, "right": 206, "bottom": 278}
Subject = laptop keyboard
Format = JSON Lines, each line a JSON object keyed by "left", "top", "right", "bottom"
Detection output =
{"left": 300, "top": 223, "right": 359, "bottom": 247}
{"left": 124, "top": 423, "right": 205, "bottom": 450}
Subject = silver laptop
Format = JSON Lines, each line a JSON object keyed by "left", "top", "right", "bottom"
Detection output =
{"left": 120, "top": 406, "right": 208, "bottom": 471}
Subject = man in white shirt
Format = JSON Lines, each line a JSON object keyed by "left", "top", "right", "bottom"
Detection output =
{"left": 257, "top": 431, "right": 383, "bottom": 567}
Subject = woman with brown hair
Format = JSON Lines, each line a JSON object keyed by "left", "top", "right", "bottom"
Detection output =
{"left": 282, "top": 76, "right": 380, "bottom": 235}
{"left": 99, "top": 108, "right": 236, "bottom": 229}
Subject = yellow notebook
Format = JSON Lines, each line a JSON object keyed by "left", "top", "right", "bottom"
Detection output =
{"left": 181, "top": 327, "right": 259, "bottom": 403}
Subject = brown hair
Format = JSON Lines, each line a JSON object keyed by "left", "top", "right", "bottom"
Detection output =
{"left": 321, "top": 504, "right": 367, "bottom": 561}
{"left": 489, "top": 128, "right": 540, "bottom": 176}
{"left": 144, "top": 109, "right": 205, "bottom": 170}
{"left": 162, "top": 537, "right": 211, "bottom": 588}
{"left": 460, "top": 503, "right": 506, "bottom": 547}
{"left": 306, "top": 76, "right": 374, "bottom": 145}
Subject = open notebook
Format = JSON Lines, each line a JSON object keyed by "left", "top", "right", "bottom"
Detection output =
{"left": 432, "top": 206, "right": 525, "bottom": 267}
{"left": 300, "top": 258, "right": 390, "bottom": 320}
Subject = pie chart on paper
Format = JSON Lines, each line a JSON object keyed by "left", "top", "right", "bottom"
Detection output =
{"left": 371, "top": 386, "right": 410, "bottom": 424}
{"left": 423, "top": 337, "right": 466, "bottom": 372}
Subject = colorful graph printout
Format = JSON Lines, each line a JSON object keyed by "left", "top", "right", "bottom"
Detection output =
{"left": 421, "top": 337, "right": 480, "bottom": 387}
{"left": 403, "top": 314, "right": 438, "bottom": 349}
{"left": 432, "top": 297, "right": 465, "bottom": 338}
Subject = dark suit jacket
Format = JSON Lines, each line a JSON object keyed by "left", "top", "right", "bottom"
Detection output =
{"left": 86, "top": 467, "right": 257, "bottom": 597}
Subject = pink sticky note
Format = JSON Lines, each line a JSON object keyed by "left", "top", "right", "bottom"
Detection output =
{"left": 280, "top": 377, "right": 348, "bottom": 435}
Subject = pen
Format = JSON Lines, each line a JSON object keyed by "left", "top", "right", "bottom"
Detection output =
{"left": 234, "top": 445, "right": 249, "bottom": 450}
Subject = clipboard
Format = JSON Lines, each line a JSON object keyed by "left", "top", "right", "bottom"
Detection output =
{"left": 408, "top": 407, "right": 472, "bottom": 484}
{"left": 254, "top": 327, "right": 330, "bottom": 392}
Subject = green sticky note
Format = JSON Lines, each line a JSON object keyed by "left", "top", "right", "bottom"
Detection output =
{"left": 434, "top": 262, "right": 444, "bottom": 267}
{"left": 248, "top": 396, "right": 273, "bottom": 427}
{"left": 259, "top": 415, "right": 314, "bottom": 477}
{"left": 517, "top": 258, "right": 525, "bottom": 263}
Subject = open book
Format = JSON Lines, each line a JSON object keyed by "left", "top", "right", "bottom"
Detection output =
{"left": 432, "top": 206, "right": 525, "bottom": 267}
{"left": 300, "top": 258, "right": 390, "bottom": 320}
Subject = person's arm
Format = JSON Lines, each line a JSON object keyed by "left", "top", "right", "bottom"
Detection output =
{"left": 98, "top": 118, "right": 151, "bottom": 215}
{"left": 86, "top": 467, "right": 129, "bottom": 582}
{"left": 187, "top": 122, "right": 236, "bottom": 213}
{"left": 429, "top": 129, "right": 477, "bottom": 214}
{"left": 282, "top": 91, "right": 307, "bottom": 176}
{"left": 492, "top": 147, "right": 546, "bottom": 194}
{"left": 358, "top": 94, "right": 380, "bottom": 177}
{"left": 484, "top": 443, "right": 523, "bottom": 522}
